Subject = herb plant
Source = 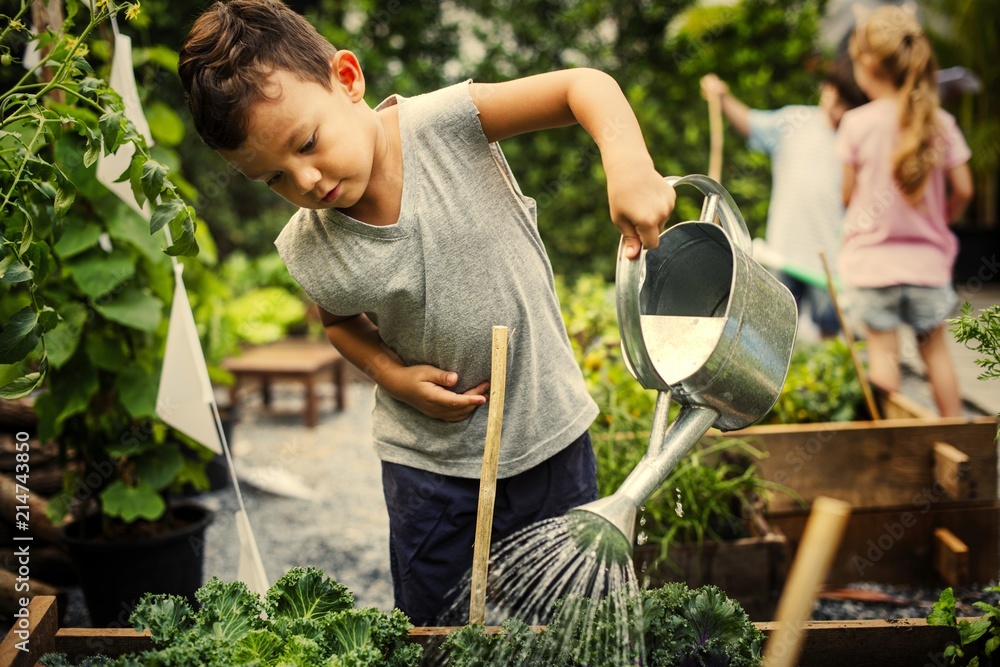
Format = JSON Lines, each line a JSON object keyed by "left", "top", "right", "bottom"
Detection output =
{"left": 40, "top": 567, "right": 423, "bottom": 667}
{"left": 927, "top": 585, "right": 1000, "bottom": 666}
{"left": 951, "top": 303, "right": 1000, "bottom": 416}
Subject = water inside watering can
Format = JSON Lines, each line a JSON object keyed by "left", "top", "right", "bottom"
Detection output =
{"left": 639, "top": 315, "right": 727, "bottom": 384}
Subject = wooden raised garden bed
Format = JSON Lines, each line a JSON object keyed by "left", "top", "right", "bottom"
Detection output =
{"left": 716, "top": 390, "right": 999, "bottom": 588}
{"left": 634, "top": 503, "right": 789, "bottom": 621}
{"left": 0, "top": 595, "right": 964, "bottom": 667}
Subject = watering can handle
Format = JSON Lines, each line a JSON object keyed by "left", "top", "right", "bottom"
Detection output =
{"left": 664, "top": 175, "right": 753, "bottom": 256}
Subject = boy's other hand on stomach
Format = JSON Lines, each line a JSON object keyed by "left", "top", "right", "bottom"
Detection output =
{"left": 389, "top": 365, "right": 490, "bottom": 422}
{"left": 608, "top": 166, "right": 676, "bottom": 259}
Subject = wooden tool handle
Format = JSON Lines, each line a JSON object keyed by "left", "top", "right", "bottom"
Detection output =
{"left": 763, "top": 496, "right": 851, "bottom": 667}
{"left": 708, "top": 92, "right": 724, "bottom": 182}
{"left": 819, "top": 251, "right": 881, "bottom": 421}
{"left": 468, "top": 326, "right": 509, "bottom": 625}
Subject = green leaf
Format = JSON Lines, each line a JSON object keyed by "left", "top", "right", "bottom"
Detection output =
{"left": 0, "top": 372, "right": 43, "bottom": 400}
{"left": 83, "top": 140, "right": 101, "bottom": 168}
{"left": 134, "top": 442, "right": 184, "bottom": 491}
{"left": 99, "top": 479, "right": 166, "bottom": 522}
{"left": 928, "top": 588, "right": 958, "bottom": 627}
{"left": 99, "top": 110, "right": 125, "bottom": 155}
{"left": 0, "top": 307, "right": 40, "bottom": 364}
{"left": 130, "top": 595, "right": 194, "bottom": 644}
{"left": 66, "top": 248, "right": 136, "bottom": 299}
{"left": 232, "top": 629, "right": 285, "bottom": 665}
{"left": 94, "top": 286, "right": 163, "bottom": 332}
{"left": 54, "top": 182, "right": 76, "bottom": 221}
{"left": 0, "top": 258, "right": 32, "bottom": 284}
{"left": 44, "top": 303, "right": 88, "bottom": 369}
{"left": 86, "top": 334, "right": 130, "bottom": 372}
{"left": 141, "top": 160, "right": 170, "bottom": 204}
{"left": 128, "top": 153, "right": 147, "bottom": 209}
{"left": 145, "top": 102, "right": 185, "bottom": 148}
{"left": 116, "top": 363, "right": 160, "bottom": 418}
{"left": 150, "top": 197, "right": 185, "bottom": 234}
{"left": 53, "top": 222, "right": 102, "bottom": 259}
{"left": 265, "top": 567, "right": 354, "bottom": 622}
{"left": 959, "top": 617, "right": 994, "bottom": 646}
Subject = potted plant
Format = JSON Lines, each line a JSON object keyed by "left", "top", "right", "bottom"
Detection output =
{"left": 0, "top": 0, "right": 211, "bottom": 626}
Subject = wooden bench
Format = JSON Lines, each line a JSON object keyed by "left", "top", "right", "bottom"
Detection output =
{"left": 222, "top": 340, "right": 347, "bottom": 427}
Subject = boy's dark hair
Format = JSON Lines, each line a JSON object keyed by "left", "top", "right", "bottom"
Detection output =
{"left": 823, "top": 52, "right": 869, "bottom": 110}
{"left": 178, "top": 0, "right": 337, "bottom": 151}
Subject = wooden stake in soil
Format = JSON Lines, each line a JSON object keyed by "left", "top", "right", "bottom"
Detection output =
{"left": 763, "top": 496, "right": 851, "bottom": 667}
{"left": 468, "top": 326, "right": 510, "bottom": 625}
{"left": 819, "top": 250, "right": 881, "bottom": 421}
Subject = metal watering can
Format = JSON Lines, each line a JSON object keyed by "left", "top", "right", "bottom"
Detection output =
{"left": 572, "top": 175, "right": 798, "bottom": 545}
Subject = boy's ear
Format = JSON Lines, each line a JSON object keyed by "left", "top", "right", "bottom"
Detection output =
{"left": 331, "top": 50, "right": 365, "bottom": 101}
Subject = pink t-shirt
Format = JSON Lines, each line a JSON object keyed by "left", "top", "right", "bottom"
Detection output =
{"left": 835, "top": 98, "right": 970, "bottom": 288}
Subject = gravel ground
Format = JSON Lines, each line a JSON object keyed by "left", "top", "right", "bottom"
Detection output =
{"left": 54, "top": 363, "right": 996, "bottom": 628}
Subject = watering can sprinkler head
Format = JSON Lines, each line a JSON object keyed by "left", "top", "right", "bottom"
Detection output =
{"left": 570, "top": 404, "right": 720, "bottom": 545}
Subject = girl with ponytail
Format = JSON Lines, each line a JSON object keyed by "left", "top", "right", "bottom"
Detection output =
{"left": 837, "top": 6, "right": 974, "bottom": 417}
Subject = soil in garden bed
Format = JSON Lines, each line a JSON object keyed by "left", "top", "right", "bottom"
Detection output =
{"left": 813, "top": 582, "right": 999, "bottom": 621}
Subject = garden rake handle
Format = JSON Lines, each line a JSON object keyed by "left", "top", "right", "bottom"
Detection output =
{"left": 469, "top": 325, "right": 510, "bottom": 625}
{"left": 708, "top": 91, "right": 723, "bottom": 182}
{"left": 819, "top": 251, "right": 881, "bottom": 421}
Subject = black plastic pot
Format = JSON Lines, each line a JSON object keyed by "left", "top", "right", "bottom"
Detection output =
{"left": 60, "top": 503, "right": 213, "bottom": 627}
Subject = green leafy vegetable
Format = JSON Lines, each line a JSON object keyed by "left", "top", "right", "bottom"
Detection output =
{"left": 42, "top": 567, "right": 422, "bottom": 667}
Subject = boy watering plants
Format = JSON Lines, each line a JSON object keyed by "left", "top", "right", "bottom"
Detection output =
{"left": 179, "top": 0, "right": 675, "bottom": 624}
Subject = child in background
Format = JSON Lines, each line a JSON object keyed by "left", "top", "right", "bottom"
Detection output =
{"left": 838, "top": 6, "right": 973, "bottom": 417}
{"left": 179, "top": 0, "right": 675, "bottom": 625}
{"left": 700, "top": 55, "right": 868, "bottom": 339}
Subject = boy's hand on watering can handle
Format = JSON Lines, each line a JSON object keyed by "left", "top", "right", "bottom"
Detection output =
{"left": 607, "top": 165, "right": 676, "bottom": 260}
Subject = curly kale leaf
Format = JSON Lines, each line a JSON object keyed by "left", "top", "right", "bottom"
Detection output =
{"left": 265, "top": 566, "right": 354, "bottom": 625}
{"left": 645, "top": 584, "right": 764, "bottom": 667}
{"left": 129, "top": 593, "right": 195, "bottom": 645}
{"left": 193, "top": 577, "right": 266, "bottom": 644}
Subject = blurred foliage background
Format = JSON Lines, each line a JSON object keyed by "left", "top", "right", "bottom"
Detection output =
{"left": 2, "top": 0, "right": 994, "bottom": 301}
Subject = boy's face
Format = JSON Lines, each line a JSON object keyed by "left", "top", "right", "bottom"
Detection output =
{"left": 220, "top": 52, "right": 374, "bottom": 211}
{"left": 818, "top": 83, "right": 847, "bottom": 129}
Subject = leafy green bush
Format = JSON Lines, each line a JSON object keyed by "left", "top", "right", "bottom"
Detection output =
{"left": 763, "top": 338, "right": 866, "bottom": 424}
{"left": 0, "top": 1, "right": 213, "bottom": 527}
{"left": 40, "top": 567, "right": 422, "bottom": 667}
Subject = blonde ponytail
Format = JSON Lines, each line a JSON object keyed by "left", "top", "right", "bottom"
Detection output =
{"left": 851, "top": 7, "right": 941, "bottom": 202}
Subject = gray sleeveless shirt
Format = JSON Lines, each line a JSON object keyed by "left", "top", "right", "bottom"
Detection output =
{"left": 275, "top": 81, "right": 597, "bottom": 479}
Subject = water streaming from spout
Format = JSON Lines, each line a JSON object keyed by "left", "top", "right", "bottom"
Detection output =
{"left": 436, "top": 512, "right": 645, "bottom": 665}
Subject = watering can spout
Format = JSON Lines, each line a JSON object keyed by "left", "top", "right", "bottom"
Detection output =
{"left": 572, "top": 405, "right": 719, "bottom": 546}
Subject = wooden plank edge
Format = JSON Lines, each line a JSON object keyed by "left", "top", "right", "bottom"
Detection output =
{"left": 0, "top": 596, "right": 57, "bottom": 667}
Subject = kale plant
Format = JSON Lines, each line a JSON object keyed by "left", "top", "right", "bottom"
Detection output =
{"left": 40, "top": 567, "right": 422, "bottom": 667}
{"left": 440, "top": 582, "right": 763, "bottom": 666}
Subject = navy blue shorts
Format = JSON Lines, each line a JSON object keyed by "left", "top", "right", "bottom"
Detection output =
{"left": 381, "top": 431, "right": 598, "bottom": 625}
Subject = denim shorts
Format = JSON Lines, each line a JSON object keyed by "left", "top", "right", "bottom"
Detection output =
{"left": 847, "top": 284, "right": 958, "bottom": 337}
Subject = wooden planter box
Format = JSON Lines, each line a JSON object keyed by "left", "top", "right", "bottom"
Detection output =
{"left": 0, "top": 595, "right": 967, "bottom": 667}
{"left": 714, "top": 391, "right": 999, "bottom": 588}
{"left": 633, "top": 508, "right": 789, "bottom": 621}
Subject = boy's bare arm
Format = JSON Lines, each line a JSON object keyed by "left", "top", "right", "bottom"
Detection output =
{"left": 319, "top": 308, "right": 488, "bottom": 422}
{"left": 700, "top": 74, "right": 751, "bottom": 138}
{"left": 470, "top": 69, "right": 675, "bottom": 260}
